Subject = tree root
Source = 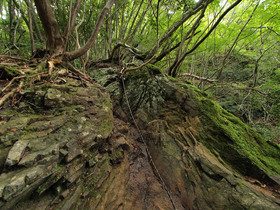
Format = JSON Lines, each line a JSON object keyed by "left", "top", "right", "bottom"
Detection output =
{"left": 66, "top": 62, "right": 97, "bottom": 85}
{"left": 0, "top": 55, "right": 98, "bottom": 109}
{"left": 1, "top": 72, "right": 48, "bottom": 93}
{"left": 0, "top": 81, "right": 23, "bottom": 107}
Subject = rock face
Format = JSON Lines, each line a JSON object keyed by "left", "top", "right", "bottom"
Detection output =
{"left": 90, "top": 66, "right": 280, "bottom": 209}
{"left": 0, "top": 66, "right": 279, "bottom": 209}
{"left": 0, "top": 77, "right": 113, "bottom": 209}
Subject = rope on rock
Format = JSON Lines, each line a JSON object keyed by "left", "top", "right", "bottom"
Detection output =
{"left": 121, "top": 75, "right": 177, "bottom": 210}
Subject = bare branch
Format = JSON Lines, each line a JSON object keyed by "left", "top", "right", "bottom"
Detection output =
{"left": 179, "top": 73, "right": 217, "bottom": 83}
{"left": 63, "top": 0, "right": 83, "bottom": 43}
{"left": 66, "top": 0, "right": 116, "bottom": 60}
{"left": 171, "top": 0, "right": 242, "bottom": 77}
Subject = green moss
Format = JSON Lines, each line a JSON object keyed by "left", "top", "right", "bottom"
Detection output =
{"left": 146, "top": 63, "right": 161, "bottom": 71}
{"left": 4, "top": 66, "right": 21, "bottom": 77}
{"left": 96, "top": 99, "right": 113, "bottom": 137}
{"left": 126, "top": 68, "right": 150, "bottom": 80}
{"left": 110, "top": 150, "right": 124, "bottom": 163}
{"left": 36, "top": 62, "right": 47, "bottom": 73}
{"left": 1, "top": 109, "right": 18, "bottom": 116}
{"left": 99, "top": 118, "right": 112, "bottom": 137}
{"left": 195, "top": 91, "right": 280, "bottom": 176}
{"left": 188, "top": 83, "right": 201, "bottom": 93}
{"left": 38, "top": 83, "right": 52, "bottom": 89}
{"left": 167, "top": 75, "right": 180, "bottom": 82}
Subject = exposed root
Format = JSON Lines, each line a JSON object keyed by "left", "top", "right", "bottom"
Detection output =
{"left": 0, "top": 80, "right": 23, "bottom": 106}
{"left": 66, "top": 62, "right": 95, "bottom": 84}
{"left": 1, "top": 76, "right": 25, "bottom": 93}
{"left": 0, "top": 55, "right": 97, "bottom": 109}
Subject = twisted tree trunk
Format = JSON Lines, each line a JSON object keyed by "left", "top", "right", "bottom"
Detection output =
{"left": 34, "top": 0, "right": 115, "bottom": 60}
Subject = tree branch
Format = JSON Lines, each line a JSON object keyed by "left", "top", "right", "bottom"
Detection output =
{"left": 122, "top": 54, "right": 157, "bottom": 74}
{"left": 145, "top": 0, "right": 212, "bottom": 59}
{"left": 179, "top": 73, "right": 217, "bottom": 83}
{"left": 171, "top": 0, "right": 242, "bottom": 76}
{"left": 63, "top": 0, "right": 83, "bottom": 43}
{"left": 65, "top": 0, "right": 116, "bottom": 61}
{"left": 152, "top": 31, "right": 201, "bottom": 64}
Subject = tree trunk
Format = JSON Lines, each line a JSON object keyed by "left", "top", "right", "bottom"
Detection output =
{"left": 33, "top": 0, "right": 115, "bottom": 59}
{"left": 169, "top": 0, "right": 242, "bottom": 77}
{"left": 25, "top": 0, "right": 35, "bottom": 54}
{"left": 8, "top": 0, "right": 16, "bottom": 46}
{"left": 167, "top": 3, "right": 207, "bottom": 76}
{"left": 63, "top": 0, "right": 83, "bottom": 44}
{"left": 13, "top": 0, "right": 44, "bottom": 44}
{"left": 144, "top": 0, "right": 210, "bottom": 60}
{"left": 34, "top": 0, "right": 64, "bottom": 56}
{"left": 121, "top": 0, "right": 139, "bottom": 43}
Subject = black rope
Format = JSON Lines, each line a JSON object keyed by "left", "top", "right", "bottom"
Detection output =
{"left": 121, "top": 75, "right": 177, "bottom": 210}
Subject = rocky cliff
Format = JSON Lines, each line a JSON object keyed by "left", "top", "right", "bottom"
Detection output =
{"left": 0, "top": 64, "right": 279, "bottom": 209}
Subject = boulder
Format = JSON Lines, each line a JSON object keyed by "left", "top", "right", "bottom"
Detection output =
{"left": 5, "top": 140, "right": 29, "bottom": 167}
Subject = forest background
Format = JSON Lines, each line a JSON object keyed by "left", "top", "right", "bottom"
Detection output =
{"left": 0, "top": 0, "right": 279, "bottom": 143}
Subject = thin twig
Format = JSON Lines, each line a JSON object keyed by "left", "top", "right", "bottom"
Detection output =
{"left": 180, "top": 73, "right": 217, "bottom": 83}
{"left": 1, "top": 72, "right": 48, "bottom": 93}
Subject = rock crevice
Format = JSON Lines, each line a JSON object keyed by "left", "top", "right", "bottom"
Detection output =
{"left": 0, "top": 66, "right": 279, "bottom": 209}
